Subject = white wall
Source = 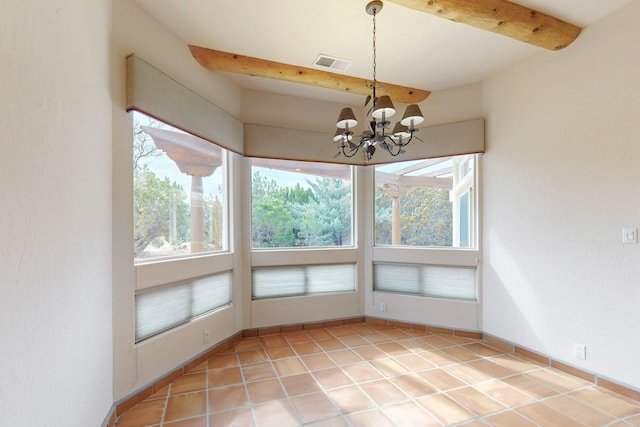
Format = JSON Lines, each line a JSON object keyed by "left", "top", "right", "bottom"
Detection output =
{"left": 0, "top": 1, "right": 113, "bottom": 426}
{"left": 483, "top": 0, "right": 640, "bottom": 389}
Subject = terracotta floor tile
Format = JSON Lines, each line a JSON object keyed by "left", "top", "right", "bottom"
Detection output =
{"left": 327, "top": 385, "right": 375, "bottom": 413}
{"left": 484, "top": 410, "right": 538, "bottom": 427}
{"left": 326, "top": 326, "right": 355, "bottom": 337}
{"left": 347, "top": 324, "right": 376, "bottom": 335}
{"left": 528, "top": 367, "right": 589, "bottom": 392}
{"left": 447, "top": 386, "right": 505, "bottom": 416}
{"left": 489, "top": 354, "right": 543, "bottom": 373}
{"left": 291, "top": 392, "right": 340, "bottom": 423}
{"left": 238, "top": 349, "right": 268, "bottom": 365}
{"left": 273, "top": 357, "right": 307, "bottom": 377}
{"left": 517, "top": 402, "right": 585, "bottom": 427}
{"left": 342, "top": 362, "right": 383, "bottom": 383}
{"left": 419, "top": 368, "right": 467, "bottom": 391}
{"left": 399, "top": 338, "right": 434, "bottom": 352}
{"left": 360, "top": 379, "right": 408, "bottom": 405}
{"left": 545, "top": 394, "right": 616, "bottom": 426}
{"left": 353, "top": 345, "right": 386, "bottom": 361}
{"left": 170, "top": 372, "right": 207, "bottom": 395}
{"left": 283, "top": 331, "right": 313, "bottom": 343}
{"left": 390, "top": 373, "right": 438, "bottom": 398}
{"left": 280, "top": 373, "right": 321, "bottom": 396}
{"left": 306, "top": 416, "right": 349, "bottom": 426}
{"left": 626, "top": 414, "right": 640, "bottom": 426}
{"left": 394, "top": 353, "right": 435, "bottom": 372}
{"left": 444, "top": 363, "right": 495, "bottom": 385}
{"left": 266, "top": 345, "right": 296, "bottom": 360}
{"left": 382, "top": 400, "right": 441, "bottom": 427}
{"left": 420, "top": 335, "right": 457, "bottom": 349}
{"left": 163, "top": 415, "right": 207, "bottom": 426}
{"left": 474, "top": 379, "right": 534, "bottom": 406}
{"left": 370, "top": 357, "right": 410, "bottom": 378}
{"left": 207, "top": 353, "right": 238, "bottom": 369}
{"left": 261, "top": 334, "right": 288, "bottom": 348}
{"left": 501, "top": 374, "right": 561, "bottom": 399}
{"left": 208, "top": 407, "right": 255, "bottom": 427}
{"left": 116, "top": 398, "right": 165, "bottom": 427}
{"left": 570, "top": 388, "right": 640, "bottom": 418}
{"left": 313, "top": 367, "right": 354, "bottom": 390}
{"left": 208, "top": 384, "right": 249, "bottom": 412}
{"left": 186, "top": 361, "right": 207, "bottom": 374}
{"left": 235, "top": 338, "right": 264, "bottom": 352}
{"left": 417, "top": 392, "right": 475, "bottom": 425}
{"left": 363, "top": 332, "right": 393, "bottom": 344}
{"left": 317, "top": 338, "right": 347, "bottom": 352}
{"left": 252, "top": 399, "right": 299, "bottom": 427}
{"left": 302, "top": 353, "right": 336, "bottom": 371}
{"left": 377, "top": 342, "right": 411, "bottom": 356}
{"left": 463, "top": 342, "right": 506, "bottom": 357}
{"left": 148, "top": 384, "right": 170, "bottom": 400}
{"left": 456, "top": 421, "right": 490, "bottom": 427}
{"left": 465, "top": 359, "right": 515, "bottom": 379}
{"left": 338, "top": 334, "right": 369, "bottom": 347}
{"left": 242, "top": 362, "right": 277, "bottom": 382}
{"left": 246, "top": 379, "right": 286, "bottom": 404}
{"left": 164, "top": 391, "right": 207, "bottom": 422}
{"left": 419, "top": 349, "right": 459, "bottom": 367}
{"left": 292, "top": 340, "right": 323, "bottom": 355}
{"left": 327, "top": 349, "right": 362, "bottom": 366}
{"left": 383, "top": 329, "right": 413, "bottom": 340}
{"left": 307, "top": 329, "right": 333, "bottom": 340}
{"left": 345, "top": 408, "right": 395, "bottom": 427}
{"left": 208, "top": 367, "right": 243, "bottom": 387}
{"left": 442, "top": 346, "right": 482, "bottom": 362}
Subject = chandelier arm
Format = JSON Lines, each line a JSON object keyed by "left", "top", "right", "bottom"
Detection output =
{"left": 340, "top": 143, "right": 362, "bottom": 158}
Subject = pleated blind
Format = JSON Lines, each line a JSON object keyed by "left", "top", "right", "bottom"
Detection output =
{"left": 374, "top": 263, "right": 476, "bottom": 301}
{"left": 135, "top": 271, "right": 232, "bottom": 342}
{"left": 252, "top": 264, "right": 356, "bottom": 299}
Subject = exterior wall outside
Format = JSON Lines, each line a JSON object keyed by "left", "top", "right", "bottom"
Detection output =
{"left": 0, "top": 0, "right": 114, "bottom": 425}
{"left": 482, "top": 0, "right": 640, "bottom": 390}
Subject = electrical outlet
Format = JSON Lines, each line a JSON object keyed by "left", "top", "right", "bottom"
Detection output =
{"left": 203, "top": 330, "right": 210, "bottom": 344}
{"left": 622, "top": 228, "right": 637, "bottom": 244}
{"left": 380, "top": 302, "right": 387, "bottom": 312}
{"left": 573, "top": 342, "right": 586, "bottom": 360}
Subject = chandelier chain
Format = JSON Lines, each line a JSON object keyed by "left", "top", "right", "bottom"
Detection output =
{"left": 372, "top": 8, "right": 377, "bottom": 97}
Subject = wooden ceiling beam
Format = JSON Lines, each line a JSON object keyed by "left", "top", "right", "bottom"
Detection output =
{"left": 188, "top": 45, "right": 431, "bottom": 104}
{"left": 386, "top": 0, "right": 581, "bottom": 51}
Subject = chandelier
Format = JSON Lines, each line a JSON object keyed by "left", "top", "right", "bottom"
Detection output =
{"left": 333, "top": 0, "right": 424, "bottom": 162}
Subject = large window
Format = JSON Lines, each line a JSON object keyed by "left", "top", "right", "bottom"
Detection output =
{"left": 375, "top": 154, "right": 476, "bottom": 248}
{"left": 133, "top": 112, "right": 228, "bottom": 261}
{"left": 251, "top": 158, "right": 353, "bottom": 248}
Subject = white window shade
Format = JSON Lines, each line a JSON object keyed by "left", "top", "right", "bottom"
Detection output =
{"left": 374, "top": 263, "right": 476, "bottom": 301}
{"left": 252, "top": 264, "right": 356, "bottom": 299}
{"left": 135, "top": 271, "right": 232, "bottom": 342}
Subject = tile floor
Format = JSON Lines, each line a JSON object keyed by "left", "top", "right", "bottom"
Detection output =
{"left": 116, "top": 323, "right": 640, "bottom": 426}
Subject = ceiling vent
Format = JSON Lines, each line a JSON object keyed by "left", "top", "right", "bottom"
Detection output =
{"left": 313, "top": 54, "right": 353, "bottom": 72}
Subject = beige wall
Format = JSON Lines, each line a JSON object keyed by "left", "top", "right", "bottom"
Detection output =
{"left": 482, "top": 0, "right": 640, "bottom": 389}
{"left": 0, "top": 1, "right": 113, "bottom": 425}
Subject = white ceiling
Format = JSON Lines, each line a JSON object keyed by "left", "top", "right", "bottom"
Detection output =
{"left": 134, "top": 0, "right": 630, "bottom": 105}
